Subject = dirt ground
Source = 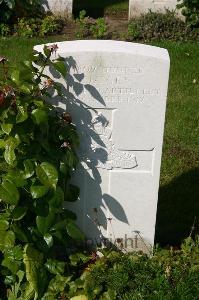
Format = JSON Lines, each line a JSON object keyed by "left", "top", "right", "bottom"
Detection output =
{"left": 63, "top": 15, "right": 129, "bottom": 40}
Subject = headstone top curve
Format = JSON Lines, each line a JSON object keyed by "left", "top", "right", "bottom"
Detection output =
{"left": 34, "top": 40, "right": 169, "bottom": 62}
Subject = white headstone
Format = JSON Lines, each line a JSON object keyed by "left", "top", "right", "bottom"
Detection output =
{"left": 35, "top": 41, "right": 170, "bottom": 253}
{"left": 129, "top": 0, "right": 182, "bottom": 19}
{"left": 42, "top": 0, "right": 73, "bottom": 18}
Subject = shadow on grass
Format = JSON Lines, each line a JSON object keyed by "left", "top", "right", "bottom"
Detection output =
{"left": 155, "top": 168, "right": 199, "bottom": 247}
{"left": 73, "top": 0, "right": 127, "bottom": 18}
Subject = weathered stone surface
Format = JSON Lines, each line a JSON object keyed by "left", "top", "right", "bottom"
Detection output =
{"left": 129, "top": 0, "right": 182, "bottom": 19}
{"left": 35, "top": 40, "right": 170, "bottom": 253}
{"left": 42, "top": 0, "right": 73, "bottom": 18}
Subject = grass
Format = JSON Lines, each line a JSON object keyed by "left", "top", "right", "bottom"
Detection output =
{"left": 0, "top": 37, "right": 198, "bottom": 246}
{"left": 153, "top": 41, "right": 199, "bottom": 246}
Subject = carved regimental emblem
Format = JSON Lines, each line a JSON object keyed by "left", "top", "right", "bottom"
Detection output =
{"left": 85, "top": 112, "right": 137, "bottom": 170}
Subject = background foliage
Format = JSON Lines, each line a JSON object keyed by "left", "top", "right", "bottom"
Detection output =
{"left": 177, "top": 0, "right": 199, "bottom": 27}
{"left": 127, "top": 11, "right": 199, "bottom": 41}
{"left": 0, "top": 0, "right": 43, "bottom": 23}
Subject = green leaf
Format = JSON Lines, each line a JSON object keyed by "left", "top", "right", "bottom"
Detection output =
{"left": 69, "top": 253, "right": 90, "bottom": 266}
{"left": 22, "top": 283, "right": 35, "bottom": 300}
{"left": 36, "top": 212, "right": 55, "bottom": 235}
{"left": 34, "top": 198, "right": 49, "bottom": 217}
{"left": 6, "top": 170, "right": 27, "bottom": 187}
{"left": 4, "top": 145, "right": 15, "bottom": 165}
{"left": 2, "top": 256, "right": 19, "bottom": 274}
{"left": 43, "top": 45, "right": 51, "bottom": 57}
{"left": 32, "top": 108, "right": 48, "bottom": 126}
{"left": 65, "top": 184, "right": 80, "bottom": 202}
{"left": 44, "top": 259, "right": 65, "bottom": 275}
{"left": 49, "top": 187, "right": 64, "bottom": 210}
{"left": 4, "top": 137, "right": 19, "bottom": 165}
{"left": 0, "top": 139, "right": 5, "bottom": 148}
{"left": 11, "top": 69, "right": 20, "bottom": 85}
{"left": 50, "top": 220, "right": 66, "bottom": 232}
{"left": 53, "top": 60, "right": 67, "bottom": 77}
{"left": 43, "top": 274, "right": 71, "bottom": 295}
{"left": 23, "top": 60, "right": 33, "bottom": 69}
{"left": 33, "top": 100, "right": 45, "bottom": 108}
{"left": 65, "top": 150, "right": 79, "bottom": 168}
{"left": 44, "top": 233, "right": 53, "bottom": 248}
{"left": 19, "top": 83, "right": 32, "bottom": 94}
{"left": 0, "top": 230, "right": 15, "bottom": 251}
{"left": 1, "top": 123, "right": 13, "bottom": 135}
{"left": 24, "top": 159, "right": 35, "bottom": 178}
{"left": 17, "top": 270, "right": 25, "bottom": 284}
{"left": 7, "top": 245, "right": 23, "bottom": 260}
{"left": 30, "top": 185, "right": 49, "bottom": 199}
{"left": 16, "top": 105, "right": 28, "bottom": 123}
{"left": 12, "top": 224, "right": 29, "bottom": 243}
{"left": 4, "top": 275, "right": 15, "bottom": 285}
{"left": 36, "top": 162, "right": 58, "bottom": 189}
{"left": 66, "top": 222, "right": 85, "bottom": 241}
{"left": 2, "top": 246, "right": 23, "bottom": 274}
{"left": 70, "top": 296, "right": 88, "bottom": 300}
{"left": 0, "top": 180, "right": 19, "bottom": 205}
{"left": 23, "top": 244, "right": 43, "bottom": 298}
{"left": 12, "top": 207, "right": 27, "bottom": 221}
{"left": 0, "top": 220, "right": 9, "bottom": 231}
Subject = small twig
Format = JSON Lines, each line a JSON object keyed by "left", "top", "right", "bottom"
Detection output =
{"left": 189, "top": 216, "right": 197, "bottom": 237}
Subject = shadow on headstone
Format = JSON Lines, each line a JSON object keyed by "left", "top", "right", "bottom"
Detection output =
{"left": 155, "top": 168, "right": 199, "bottom": 247}
{"left": 47, "top": 55, "right": 129, "bottom": 248}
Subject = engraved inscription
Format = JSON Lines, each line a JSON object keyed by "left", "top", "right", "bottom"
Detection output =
{"left": 80, "top": 86, "right": 159, "bottom": 104}
{"left": 78, "top": 66, "right": 142, "bottom": 74}
{"left": 74, "top": 64, "right": 160, "bottom": 105}
{"left": 83, "top": 87, "right": 159, "bottom": 95}
{"left": 80, "top": 94, "right": 145, "bottom": 104}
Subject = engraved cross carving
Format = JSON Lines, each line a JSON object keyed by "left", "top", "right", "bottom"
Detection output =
{"left": 84, "top": 110, "right": 138, "bottom": 171}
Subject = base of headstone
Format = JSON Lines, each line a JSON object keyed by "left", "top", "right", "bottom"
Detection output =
{"left": 42, "top": 0, "right": 73, "bottom": 19}
{"left": 129, "top": 0, "right": 183, "bottom": 20}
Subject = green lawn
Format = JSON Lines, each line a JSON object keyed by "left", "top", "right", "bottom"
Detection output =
{"left": 153, "top": 41, "right": 199, "bottom": 246}
{"left": 0, "top": 37, "right": 198, "bottom": 246}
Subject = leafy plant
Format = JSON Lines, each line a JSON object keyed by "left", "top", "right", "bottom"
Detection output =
{"left": 177, "top": 0, "right": 199, "bottom": 27}
{"left": 15, "top": 18, "right": 39, "bottom": 37}
{"left": 14, "top": 16, "right": 63, "bottom": 37}
{"left": 127, "top": 10, "right": 199, "bottom": 41}
{"left": 90, "top": 18, "right": 107, "bottom": 39}
{"left": 0, "top": 0, "right": 43, "bottom": 23}
{"left": 127, "top": 22, "right": 141, "bottom": 40}
{"left": 75, "top": 10, "right": 91, "bottom": 39}
{"left": 76, "top": 10, "right": 108, "bottom": 39}
{"left": 0, "top": 23, "right": 10, "bottom": 37}
{"left": 64, "top": 237, "right": 199, "bottom": 299}
{"left": 39, "top": 16, "right": 63, "bottom": 37}
{"left": 0, "top": 45, "right": 84, "bottom": 299}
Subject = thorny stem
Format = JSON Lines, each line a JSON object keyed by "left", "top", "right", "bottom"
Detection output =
{"left": 36, "top": 53, "right": 51, "bottom": 82}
